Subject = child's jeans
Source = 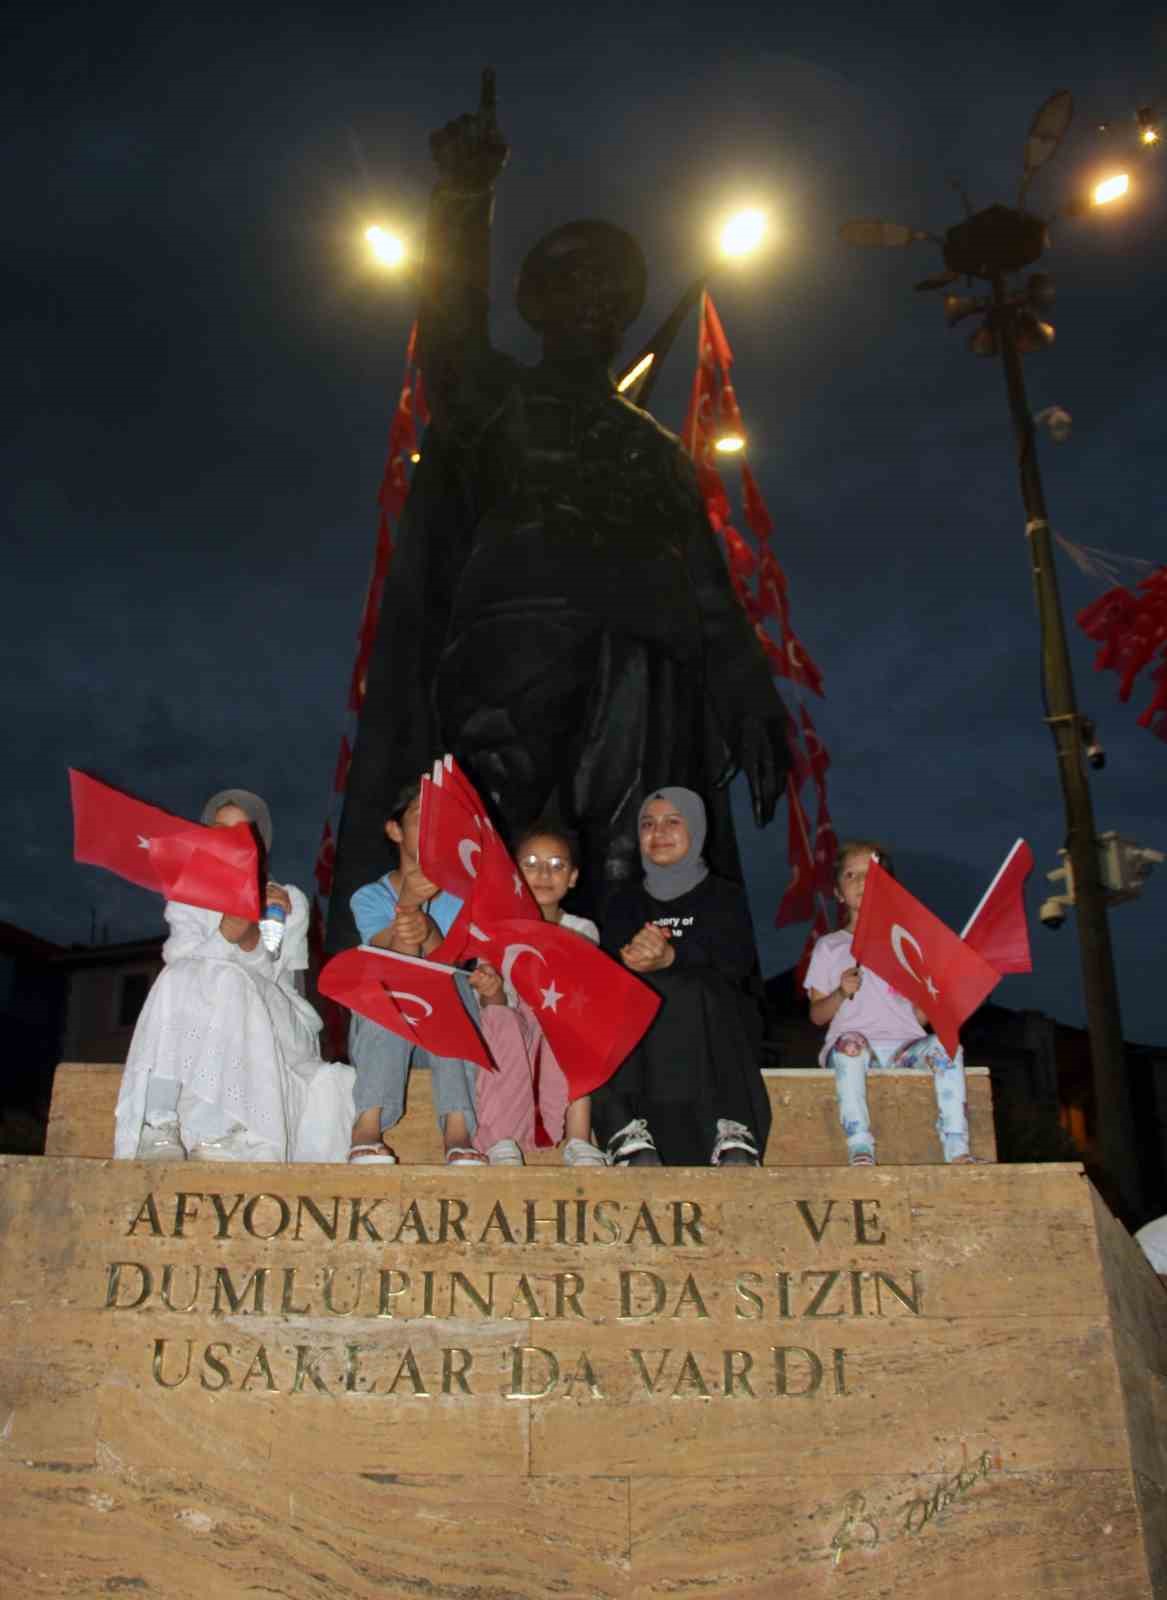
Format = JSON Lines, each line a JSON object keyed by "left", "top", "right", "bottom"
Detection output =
{"left": 828, "top": 1032, "right": 969, "bottom": 1162}
{"left": 474, "top": 1001, "right": 570, "bottom": 1153}
{"left": 349, "top": 1010, "right": 478, "bottom": 1138}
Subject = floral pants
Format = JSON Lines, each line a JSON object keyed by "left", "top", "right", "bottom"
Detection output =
{"left": 827, "top": 1033, "right": 969, "bottom": 1162}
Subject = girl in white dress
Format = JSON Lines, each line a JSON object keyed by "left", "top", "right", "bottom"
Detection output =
{"left": 114, "top": 789, "right": 352, "bottom": 1162}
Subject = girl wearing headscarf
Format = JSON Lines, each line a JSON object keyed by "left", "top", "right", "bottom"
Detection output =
{"left": 113, "top": 789, "right": 353, "bottom": 1162}
{"left": 590, "top": 787, "right": 771, "bottom": 1167}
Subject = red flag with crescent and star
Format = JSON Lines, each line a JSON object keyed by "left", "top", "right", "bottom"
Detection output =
{"left": 961, "top": 839, "right": 1034, "bottom": 976}
{"left": 69, "top": 770, "right": 261, "bottom": 920}
{"left": 851, "top": 857, "right": 999, "bottom": 1056}
{"left": 317, "top": 946, "right": 494, "bottom": 1071}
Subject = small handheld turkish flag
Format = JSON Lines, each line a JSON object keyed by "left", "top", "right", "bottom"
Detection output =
{"left": 961, "top": 839, "right": 1034, "bottom": 976}
{"left": 851, "top": 857, "right": 999, "bottom": 1056}
{"left": 318, "top": 946, "right": 494, "bottom": 1071}
{"left": 70, "top": 770, "right": 260, "bottom": 919}
{"left": 470, "top": 918, "right": 661, "bottom": 1097}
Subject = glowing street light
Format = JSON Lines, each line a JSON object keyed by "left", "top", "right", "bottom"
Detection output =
{"left": 714, "top": 431, "right": 746, "bottom": 454}
{"left": 719, "top": 208, "right": 767, "bottom": 259}
{"left": 1092, "top": 172, "right": 1130, "bottom": 206}
{"left": 365, "top": 225, "right": 406, "bottom": 268}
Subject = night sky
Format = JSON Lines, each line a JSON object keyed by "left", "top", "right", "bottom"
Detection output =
{"left": 5, "top": 3, "right": 1165, "bottom": 1047}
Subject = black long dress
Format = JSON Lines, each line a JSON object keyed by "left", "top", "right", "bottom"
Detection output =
{"left": 591, "top": 874, "right": 771, "bottom": 1166}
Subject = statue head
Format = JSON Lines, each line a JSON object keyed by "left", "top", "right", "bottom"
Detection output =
{"left": 517, "top": 220, "right": 646, "bottom": 363}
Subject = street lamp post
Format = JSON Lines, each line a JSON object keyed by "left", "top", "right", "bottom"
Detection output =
{"left": 990, "top": 272, "right": 1143, "bottom": 1218}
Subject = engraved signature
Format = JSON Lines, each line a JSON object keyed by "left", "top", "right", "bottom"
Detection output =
{"left": 828, "top": 1449, "right": 1000, "bottom": 1565}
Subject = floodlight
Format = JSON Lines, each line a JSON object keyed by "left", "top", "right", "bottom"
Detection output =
{"left": 1092, "top": 173, "right": 1130, "bottom": 206}
{"left": 365, "top": 225, "right": 406, "bottom": 267}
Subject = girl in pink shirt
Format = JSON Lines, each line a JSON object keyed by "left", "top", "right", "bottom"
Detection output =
{"left": 805, "top": 841, "right": 972, "bottom": 1167}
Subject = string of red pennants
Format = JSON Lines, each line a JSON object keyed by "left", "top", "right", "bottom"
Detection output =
{"left": 311, "top": 299, "right": 834, "bottom": 1013}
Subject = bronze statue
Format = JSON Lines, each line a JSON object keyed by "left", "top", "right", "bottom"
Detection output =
{"left": 329, "top": 71, "right": 791, "bottom": 947}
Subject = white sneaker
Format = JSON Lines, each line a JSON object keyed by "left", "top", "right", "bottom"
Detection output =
{"left": 136, "top": 1121, "right": 186, "bottom": 1161}
{"left": 606, "top": 1118, "right": 660, "bottom": 1166}
{"left": 710, "top": 1119, "right": 760, "bottom": 1167}
{"left": 485, "top": 1138, "right": 524, "bottom": 1166}
{"left": 188, "top": 1128, "right": 283, "bottom": 1163}
{"left": 563, "top": 1138, "right": 607, "bottom": 1167}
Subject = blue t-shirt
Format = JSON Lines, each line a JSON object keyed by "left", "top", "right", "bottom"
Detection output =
{"left": 350, "top": 875, "right": 463, "bottom": 945}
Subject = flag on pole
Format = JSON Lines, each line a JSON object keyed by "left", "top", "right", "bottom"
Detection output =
{"left": 318, "top": 946, "right": 493, "bottom": 1071}
{"left": 851, "top": 857, "right": 999, "bottom": 1056}
{"left": 69, "top": 770, "right": 261, "bottom": 919}
{"left": 775, "top": 779, "right": 817, "bottom": 928}
{"left": 961, "top": 839, "right": 1034, "bottom": 976}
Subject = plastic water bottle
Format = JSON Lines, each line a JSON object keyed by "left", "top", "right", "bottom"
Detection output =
{"left": 259, "top": 902, "right": 286, "bottom": 955}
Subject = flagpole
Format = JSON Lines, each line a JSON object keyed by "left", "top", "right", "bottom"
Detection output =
{"left": 991, "top": 272, "right": 1143, "bottom": 1218}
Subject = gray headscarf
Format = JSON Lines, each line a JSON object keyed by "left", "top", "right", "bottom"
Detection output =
{"left": 639, "top": 787, "right": 709, "bottom": 902}
{"left": 200, "top": 788, "right": 272, "bottom": 854}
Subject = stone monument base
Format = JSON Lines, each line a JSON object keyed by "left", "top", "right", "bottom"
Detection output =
{"left": 1, "top": 1150, "right": 1164, "bottom": 1596}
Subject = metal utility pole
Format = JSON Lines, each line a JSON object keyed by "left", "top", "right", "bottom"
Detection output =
{"left": 990, "top": 275, "right": 1143, "bottom": 1217}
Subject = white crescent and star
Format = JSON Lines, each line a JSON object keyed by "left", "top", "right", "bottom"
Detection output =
{"left": 388, "top": 990, "right": 434, "bottom": 1025}
{"left": 457, "top": 838, "right": 481, "bottom": 877}
{"left": 539, "top": 981, "right": 563, "bottom": 1013}
{"left": 137, "top": 835, "right": 150, "bottom": 850}
{"left": 890, "top": 925, "right": 940, "bottom": 1000}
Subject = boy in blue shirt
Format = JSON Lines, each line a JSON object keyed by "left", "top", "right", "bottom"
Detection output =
{"left": 347, "top": 779, "right": 497, "bottom": 1164}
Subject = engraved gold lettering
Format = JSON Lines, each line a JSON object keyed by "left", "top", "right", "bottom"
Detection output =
{"left": 626, "top": 1201, "right": 665, "bottom": 1247}
{"left": 852, "top": 1198, "right": 885, "bottom": 1245}
{"left": 630, "top": 1349, "right": 672, "bottom": 1394}
{"left": 211, "top": 1266, "right": 268, "bottom": 1315}
{"left": 830, "top": 1491, "right": 879, "bottom": 1567}
{"left": 322, "top": 1266, "right": 364, "bottom": 1316}
{"left": 619, "top": 1269, "right": 667, "bottom": 1320}
{"left": 442, "top": 1348, "right": 473, "bottom": 1395}
{"left": 671, "top": 1351, "right": 710, "bottom": 1398}
{"left": 348, "top": 1196, "right": 385, "bottom": 1242}
{"left": 173, "top": 1192, "right": 203, "bottom": 1238}
{"left": 160, "top": 1263, "right": 201, "bottom": 1313}
{"left": 392, "top": 1200, "right": 431, "bottom": 1244}
{"left": 280, "top": 1267, "right": 311, "bottom": 1315}
{"left": 207, "top": 1192, "right": 245, "bottom": 1238}
{"left": 772, "top": 1345, "right": 824, "bottom": 1397}
{"left": 553, "top": 1272, "right": 586, "bottom": 1319}
{"left": 291, "top": 1344, "right": 330, "bottom": 1395}
{"left": 506, "top": 1346, "right": 559, "bottom": 1399}
{"left": 344, "top": 1343, "right": 371, "bottom": 1393}
{"left": 524, "top": 1199, "right": 568, "bottom": 1244}
{"left": 671, "top": 1274, "right": 710, "bottom": 1319}
{"left": 872, "top": 1270, "right": 923, "bottom": 1316}
{"left": 573, "top": 1199, "right": 588, "bottom": 1244}
{"left": 802, "top": 1270, "right": 845, "bottom": 1318}
{"left": 127, "top": 1193, "right": 163, "bottom": 1237}
{"left": 151, "top": 1337, "right": 192, "bottom": 1388}
{"left": 294, "top": 1195, "right": 341, "bottom": 1241}
{"left": 437, "top": 1198, "right": 468, "bottom": 1243}
{"left": 386, "top": 1348, "right": 429, "bottom": 1397}
{"left": 478, "top": 1200, "right": 517, "bottom": 1244}
{"left": 377, "top": 1269, "right": 410, "bottom": 1317}
{"left": 242, "top": 1194, "right": 290, "bottom": 1240}
{"left": 590, "top": 1200, "right": 621, "bottom": 1244}
{"left": 795, "top": 1199, "right": 835, "bottom": 1243}
{"left": 450, "top": 1271, "right": 495, "bottom": 1318}
{"left": 833, "top": 1348, "right": 847, "bottom": 1395}
{"left": 777, "top": 1271, "right": 792, "bottom": 1319}
{"left": 563, "top": 1351, "right": 603, "bottom": 1399}
{"left": 240, "top": 1345, "right": 278, "bottom": 1391}
{"left": 850, "top": 1270, "right": 866, "bottom": 1317}
{"left": 421, "top": 1270, "right": 437, "bottom": 1318}
{"left": 723, "top": 1349, "right": 755, "bottom": 1397}
{"left": 504, "top": 1274, "right": 545, "bottom": 1321}
{"left": 200, "top": 1342, "right": 232, "bottom": 1391}
{"left": 734, "top": 1272, "right": 764, "bottom": 1319}
{"left": 671, "top": 1200, "right": 704, "bottom": 1246}
{"left": 105, "top": 1261, "right": 152, "bottom": 1309}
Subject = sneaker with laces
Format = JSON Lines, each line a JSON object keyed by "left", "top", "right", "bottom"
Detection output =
{"left": 710, "top": 1119, "right": 760, "bottom": 1167}
{"left": 135, "top": 1121, "right": 186, "bottom": 1161}
{"left": 606, "top": 1118, "right": 661, "bottom": 1167}
{"left": 188, "top": 1128, "right": 283, "bottom": 1163}
{"left": 485, "top": 1138, "right": 524, "bottom": 1166}
{"left": 562, "top": 1137, "right": 607, "bottom": 1167}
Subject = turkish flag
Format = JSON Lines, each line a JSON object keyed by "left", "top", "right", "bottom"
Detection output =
{"left": 776, "top": 780, "right": 816, "bottom": 928}
{"left": 70, "top": 770, "right": 260, "bottom": 918}
{"left": 318, "top": 946, "right": 493, "bottom": 1071}
{"left": 851, "top": 857, "right": 999, "bottom": 1055}
{"left": 147, "top": 823, "right": 261, "bottom": 921}
{"left": 468, "top": 919, "right": 660, "bottom": 1098}
{"left": 961, "top": 839, "right": 1034, "bottom": 976}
